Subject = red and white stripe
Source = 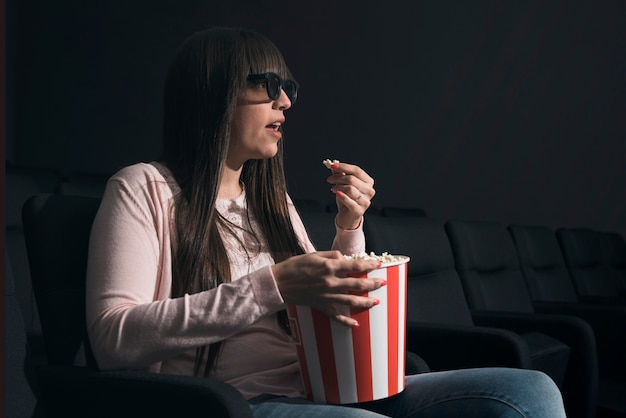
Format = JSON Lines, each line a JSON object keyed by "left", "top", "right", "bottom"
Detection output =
{"left": 287, "top": 261, "right": 408, "bottom": 404}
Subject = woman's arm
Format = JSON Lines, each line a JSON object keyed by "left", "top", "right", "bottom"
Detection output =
{"left": 86, "top": 167, "right": 285, "bottom": 370}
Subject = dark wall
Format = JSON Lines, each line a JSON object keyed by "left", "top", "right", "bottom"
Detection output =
{"left": 7, "top": 0, "right": 626, "bottom": 237}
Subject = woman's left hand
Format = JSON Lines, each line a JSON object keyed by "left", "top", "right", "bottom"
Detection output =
{"left": 326, "top": 161, "right": 375, "bottom": 230}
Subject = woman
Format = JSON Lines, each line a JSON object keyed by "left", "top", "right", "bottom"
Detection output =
{"left": 86, "top": 27, "right": 566, "bottom": 417}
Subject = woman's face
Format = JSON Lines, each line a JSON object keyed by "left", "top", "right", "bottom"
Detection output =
{"left": 227, "top": 77, "right": 293, "bottom": 167}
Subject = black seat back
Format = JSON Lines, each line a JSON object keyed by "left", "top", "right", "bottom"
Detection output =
{"left": 364, "top": 214, "right": 474, "bottom": 326}
{"left": 6, "top": 173, "right": 44, "bottom": 353}
{"left": 22, "top": 193, "right": 102, "bottom": 368}
{"left": 556, "top": 227, "right": 622, "bottom": 301}
{"left": 508, "top": 224, "right": 579, "bottom": 303}
{"left": 601, "top": 231, "right": 626, "bottom": 297}
{"left": 6, "top": 252, "right": 39, "bottom": 417}
{"left": 445, "top": 219, "right": 535, "bottom": 313}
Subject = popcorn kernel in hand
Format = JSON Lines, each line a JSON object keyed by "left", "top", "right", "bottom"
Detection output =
{"left": 323, "top": 159, "right": 340, "bottom": 169}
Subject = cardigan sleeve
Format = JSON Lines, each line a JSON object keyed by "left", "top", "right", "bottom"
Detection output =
{"left": 85, "top": 166, "right": 286, "bottom": 371}
{"left": 331, "top": 219, "right": 366, "bottom": 256}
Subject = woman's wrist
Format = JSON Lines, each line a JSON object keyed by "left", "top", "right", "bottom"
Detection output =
{"left": 335, "top": 215, "right": 362, "bottom": 231}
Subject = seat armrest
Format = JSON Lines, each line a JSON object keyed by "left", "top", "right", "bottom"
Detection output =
{"left": 470, "top": 311, "right": 596, "bottom": 356}
{"left": 470, "top": 310, "right": 595, "bottom": 346}
{"left": 532, "top": 301, "right": 626, "bottom": 330}
{"left": 406, "top": 351, "right": 431, "bottom": 375}
{"left": 406, "top": 322, "right": 532, "bottom": 371}
{"left": 470, "top": 310, "right": 599, "bottom": 392}
{"left": 37, "top": 365, "right": 252, "bottom": 418}
{"left": 533, "top": 301, "right": 626, "bottom": 379}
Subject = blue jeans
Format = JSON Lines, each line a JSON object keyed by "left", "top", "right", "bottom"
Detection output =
{"left": 248, "top": 368, "right": 566, "bottom": 417}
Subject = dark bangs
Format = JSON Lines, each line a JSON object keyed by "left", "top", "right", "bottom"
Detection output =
{"left": 234, "top": 30, "right": 293, "bottom": 85}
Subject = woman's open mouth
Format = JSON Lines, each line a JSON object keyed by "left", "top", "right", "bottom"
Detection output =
{"left": 266, "top": 122, "right": 282, "bottom": 138}
{"left": 267, "top": 122, "right": 281, "bottom": 131}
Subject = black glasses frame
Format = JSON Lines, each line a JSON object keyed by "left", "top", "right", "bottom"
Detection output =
{"left": 247, "top": 72, "right": 299, "bottom": 104}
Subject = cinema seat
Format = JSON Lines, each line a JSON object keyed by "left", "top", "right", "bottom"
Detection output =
{"left": 22, "top": 194, "right": 253, "bottom": 418}
{"left": 602, "top": 231, "right": 626, "bottom": 297}
{"left": 364, "top": 214, "right": 553, "bottom": 375}
{"left": 556, "top": 228, "right": 626, "bottom": 306}
{"left": 509, "top": 223, "right": 626, "bottom": 417}
{"left": 445, "top": 219, "right": 599, "bottom": 418}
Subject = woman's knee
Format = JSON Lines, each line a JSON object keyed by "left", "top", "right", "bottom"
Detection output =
{"left": 401, "top": 367, "right": 565, "bottom": 417}
{"left": 476, "top": 368, "right": 566, "bottom": 417}
{"left": 517, "top": 369, "right": 565, "bottom": 406}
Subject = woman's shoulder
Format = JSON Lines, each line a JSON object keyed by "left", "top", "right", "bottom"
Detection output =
{"left": 111, "top": 162, "right": 165, "bottom": 181}
{"left": 109, "top": 162, "right": 170, "bottom": 187}
{"left": 106, "top": 162, "right": 176, "bottom": 199}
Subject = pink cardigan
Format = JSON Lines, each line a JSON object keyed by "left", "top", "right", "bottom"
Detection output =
{"left": 85, "top": 162, "right": 365, "bottom": 399}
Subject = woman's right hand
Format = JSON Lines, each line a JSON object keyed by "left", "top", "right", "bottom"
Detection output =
{"left": 271, "top": 251, "right": 385, "bottom": 327}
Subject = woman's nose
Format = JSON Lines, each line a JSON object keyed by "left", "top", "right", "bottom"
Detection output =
{"left": 274, "top": 89, "right": 292, "bottom": 110}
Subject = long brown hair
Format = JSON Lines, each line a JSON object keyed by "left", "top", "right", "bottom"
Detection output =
{"left": 161, "top": 27, "right": 304, "bottom": 376}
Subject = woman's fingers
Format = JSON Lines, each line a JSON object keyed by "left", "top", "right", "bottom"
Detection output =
{"left": 272, "top": 252, "right": 385, "bottom": 322}
{"left": 334, "top": 187, "right": 371, "bottom": 212}
{"left": 324, "top": 292, "right": 381, "bottom": 308}
{"left": 327, "top": 162, "right": 373, "bottom": 189}
{"left": 329, "top": 162, "right": 373, "bottom": 184}
{"left": 329, "top": 174, "right": 375, "bottom": 201}
{"left": 326, "top": 162, "right": 376, "bottom": 225}
{"left": 318, "top": 293, "right": 382, "bottom": 327}
{"left": 334, "top": 315, "right": 359, "bottom": 327}
{"left": 325, "top": 275, "right": 385, "bottom": 293}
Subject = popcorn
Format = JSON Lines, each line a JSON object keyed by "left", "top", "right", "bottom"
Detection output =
{"left": 322, "top": 159, "right": 340, "bottom": 169}
{"left": 344, "top": 252, "right": 408, "bottom": 266}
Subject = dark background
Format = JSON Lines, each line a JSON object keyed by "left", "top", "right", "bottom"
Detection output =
{"left": 6, "top": 0, "right": 626, "bottom": 238}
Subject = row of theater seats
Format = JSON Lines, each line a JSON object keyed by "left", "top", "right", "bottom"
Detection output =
{"left": 6, "top": 164, "right": 625, "bottom": 418}
{"left": 296, "top": 203, "right": 626, "bottom": 418}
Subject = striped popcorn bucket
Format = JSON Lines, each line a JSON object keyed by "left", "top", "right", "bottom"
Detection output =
{"left": 287, "top": 256, "right": 409, "bottom": 404}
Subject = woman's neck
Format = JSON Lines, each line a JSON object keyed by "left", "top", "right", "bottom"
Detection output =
{"left": 218, "top": 164, "right": 244, "bottom": 199}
